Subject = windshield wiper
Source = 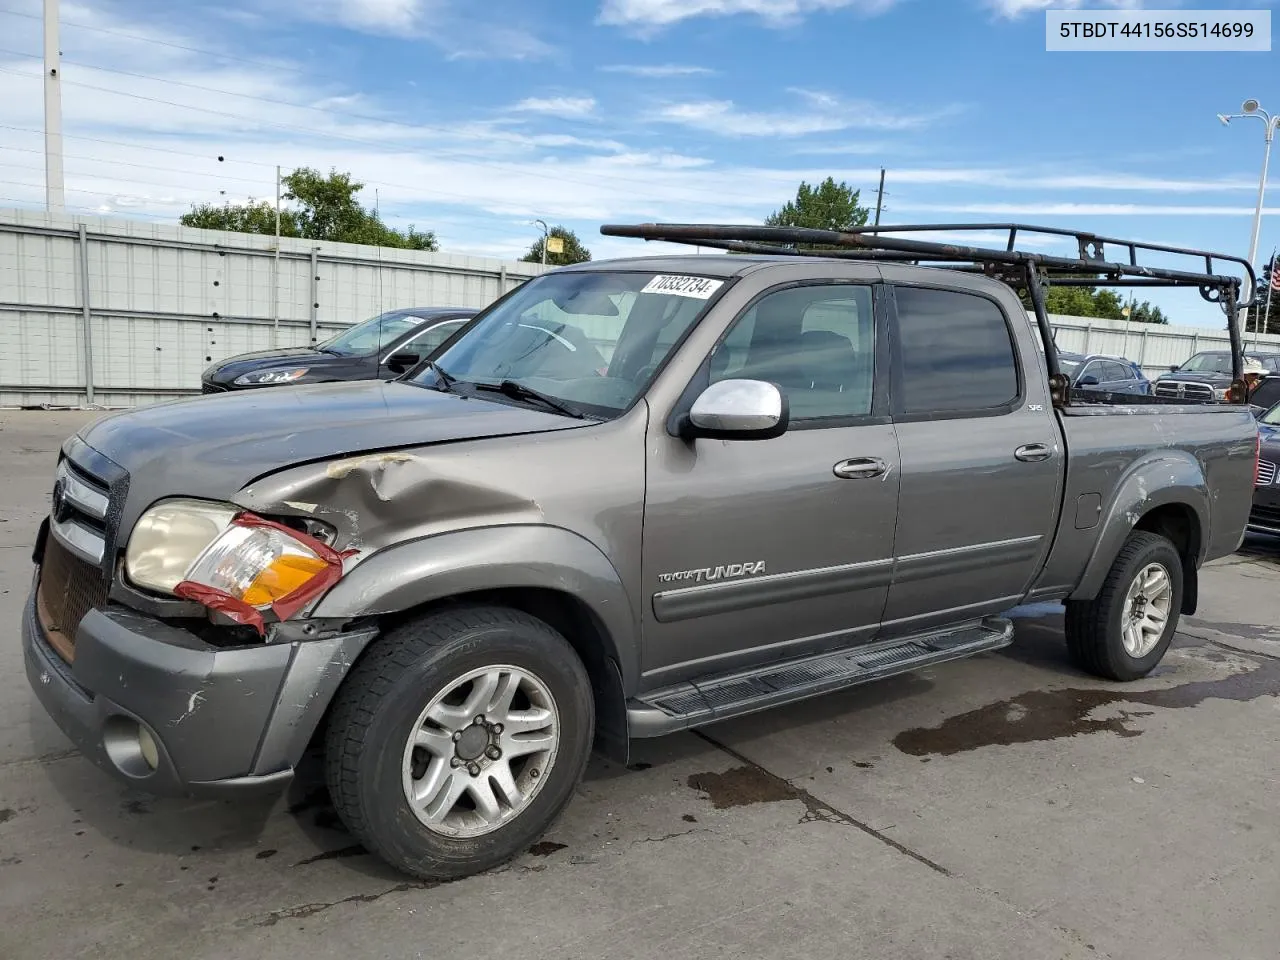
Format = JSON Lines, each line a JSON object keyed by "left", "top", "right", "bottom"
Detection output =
{"left": 473, "top": 379, "right": 586, "bottom": 419}
{"left": 423, "top": 360, "right": 458, "bottom": 393}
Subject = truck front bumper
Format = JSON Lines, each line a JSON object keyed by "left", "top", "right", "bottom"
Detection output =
{"left": 22, "top": 581, "right": 376, "bottom": 797}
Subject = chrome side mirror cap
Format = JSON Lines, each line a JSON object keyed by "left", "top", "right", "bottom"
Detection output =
{"left": 687, "top": 379, "right": 789, "bottom": 440}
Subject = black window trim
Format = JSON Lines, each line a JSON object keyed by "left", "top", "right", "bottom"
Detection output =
{"left": 666, "top": 279, "right": 891, "bottom": 436}
{"left": 886, "top": 282, "right": 1025, "bottom": 423}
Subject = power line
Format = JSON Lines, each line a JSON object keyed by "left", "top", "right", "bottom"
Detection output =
{"left": 0, "top": 56, "right": 874, "bottom": 214}
{"left": 0, "top": 6, "right": 318, "bottom": 77}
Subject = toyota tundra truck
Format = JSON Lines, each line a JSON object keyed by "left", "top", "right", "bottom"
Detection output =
{"left": 23, "top": 223, "right": 1259, "bottom": 881}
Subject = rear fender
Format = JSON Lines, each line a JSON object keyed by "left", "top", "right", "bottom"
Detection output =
{"left": 1069, "top": 452, "right": 1208, "bottom": 601}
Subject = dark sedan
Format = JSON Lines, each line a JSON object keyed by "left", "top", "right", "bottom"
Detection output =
{"left": 1057, "top": 351, "right": 1151, "bottom": 396}
{"left": 1250, "top": 401, "right": 1280, "bottom": 535}
{"left": 201, "top": 306, "right": 476, "bottom": 393}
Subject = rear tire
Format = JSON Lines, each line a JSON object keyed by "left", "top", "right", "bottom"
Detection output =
{"left": 1065, "top": 531, "right": 1183, "bottom": 681}
{"left": 324, "top": 605, "right": 594, "bottom": 880}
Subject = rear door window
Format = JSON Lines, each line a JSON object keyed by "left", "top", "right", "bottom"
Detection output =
{"left": 892, "top": 287, "right": 1020, "bottom": 416}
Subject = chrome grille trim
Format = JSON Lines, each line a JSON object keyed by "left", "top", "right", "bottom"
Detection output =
{"left": 50, "top": 516, "right": 106, "bottom": 565}
{"left": 56, "top": 460, "right": 109, "bottom": 520}
{"left": 1258, "top": 460, "right": 1277, "bottom": 487}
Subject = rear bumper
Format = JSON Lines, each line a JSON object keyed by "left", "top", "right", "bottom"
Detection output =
{"left": 22, "top": 581, "right": 376, "bottom": 797}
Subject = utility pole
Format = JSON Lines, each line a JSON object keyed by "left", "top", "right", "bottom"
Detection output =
{"left": 272, "top": 165, "right": 281, "bottom": 347}
{"left": 873, "top": 168, "right": 886, "bottom": 228}
{"left": 43, "top": 0, "right": 64, "bottom": 213}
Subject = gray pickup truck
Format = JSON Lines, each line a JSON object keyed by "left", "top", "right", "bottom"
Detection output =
{"left": 23, "top": 223, "right": 1259, "bottom": 881}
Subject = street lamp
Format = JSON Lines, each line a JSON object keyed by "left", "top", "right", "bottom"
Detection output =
{"left": 1219, "top": 99, "right": 1279, "bottom": 342}
{"left": 532, "top": 219, "right": 549, "bottom": 266}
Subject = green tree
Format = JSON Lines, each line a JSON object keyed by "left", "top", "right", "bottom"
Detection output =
{"left": 1245, "top": 259, "right": 1279, "bottom": 335}
{"left": 522, "top": 225, "right": 591, "bottom": 266}
{"left": 1128, "top": 301, "right": 1169, "bottom": 325}
{"left": 180, "top": 200, "right": 300, "bottom": 237}
{"left": 180, "top": 167, "right": 437, "bottom": 251}
{"left": 765, "top": 177, "right": 869, "bottom": 232}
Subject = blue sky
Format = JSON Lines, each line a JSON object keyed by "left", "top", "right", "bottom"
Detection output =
{"left": 0, "top": 0, "right": 1276, "bottom": 325}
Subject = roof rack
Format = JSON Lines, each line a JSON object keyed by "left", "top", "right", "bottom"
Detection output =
{"left": 600, "top": 222, "right": 1256, "bottom": 395}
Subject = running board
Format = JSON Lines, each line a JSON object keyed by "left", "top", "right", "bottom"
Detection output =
{"left": 627, "top": 617, "right": 1014, "bottom": 738}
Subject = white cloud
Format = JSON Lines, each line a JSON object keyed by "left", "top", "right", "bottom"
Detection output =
{"left": 600, "top": 64, "right": 718, "bottom": 77}
{"left": 986, "top": 0, "right": 1151, "bottom": 17}
{"left": 654, "top": 94, "right": 960, "bottom": 137}
{"left": 896, "top": 202, "right": 1280, "bottom": 216}
{"left": 599, "top": 0, "right": 899, "bottom": 28}
{"left": 511, "top": 96, "right": 598, "bottom": 119}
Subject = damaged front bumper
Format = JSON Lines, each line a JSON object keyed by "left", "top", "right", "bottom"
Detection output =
{"left": 22, "top": 581, "right": 376, "bottom": 797}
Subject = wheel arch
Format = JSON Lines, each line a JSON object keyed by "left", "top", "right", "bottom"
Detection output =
{"left": 1070, "top": 454, "right": 1208, "bottom": 615}
{"left": 310, "top": 525, "right": 638, "bottom": 763}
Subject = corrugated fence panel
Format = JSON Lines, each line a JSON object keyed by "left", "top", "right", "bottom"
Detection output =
{"left": 1045, "top": 313, "right": 1280, "bottom": 377}
{"left": 1, "top": 208, "right": 546, "bottom": 407}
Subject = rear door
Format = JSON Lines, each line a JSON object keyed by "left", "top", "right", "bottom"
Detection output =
{"left": 640, "top": 280, "right": 900, "bottom": 685}
{"left": 881, "top": 282, "right": 1062, "bottom": 636}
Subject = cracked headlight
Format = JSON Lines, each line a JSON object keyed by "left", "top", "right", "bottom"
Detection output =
{"left": 126, "top": 500, "right": 347, "bottom": 633}
{"left": 234, "top": 368, "right": 309, "bottom": 386}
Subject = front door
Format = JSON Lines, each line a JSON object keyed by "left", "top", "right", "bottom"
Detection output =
{"left": 881, "top": 283, "right": 1063, "bottom": 635}
{"left": 640, "top": 283, "right": 900, "bottom": 686}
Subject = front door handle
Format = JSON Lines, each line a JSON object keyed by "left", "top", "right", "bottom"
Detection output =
{"left": 1014, "top": 443, "right": 1052, "bottom": 462}
{"left": 834, "top": 457, "right": 888, "bottom": 479}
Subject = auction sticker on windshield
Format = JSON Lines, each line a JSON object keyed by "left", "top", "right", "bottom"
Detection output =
{"left": 642, "top": 275, "right": 725, "bottom": 299}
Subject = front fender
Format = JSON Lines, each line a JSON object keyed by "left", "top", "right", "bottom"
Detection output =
{"left": 312, "top": 524, "right": 640, "bottom": 690}
{"left": 1070, "top": 451, "right": 1208, "bottom": 601}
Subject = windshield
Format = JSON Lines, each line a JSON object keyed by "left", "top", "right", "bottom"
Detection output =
{"left": 319, "top": 311, "right": 425, "bottom": 356}
{"left": 1262, "top": 403, "right": 1280, "bottom": 426}
{"left": 1179, "top": 352, "right": 1233, "bottom": 374}
{"left": 412, "top": 270, "right": 725, "bottom": 418}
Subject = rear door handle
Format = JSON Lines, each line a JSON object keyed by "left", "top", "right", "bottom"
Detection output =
{"left": 834, "top": 457, "right": 888, "bottom": 479}
{"left": 1014, "top": 443, "right": 1052, "bottom": 462}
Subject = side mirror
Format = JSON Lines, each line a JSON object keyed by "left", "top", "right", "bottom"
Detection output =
{"left": 388, "top": 350, "right": 420, "bottom": 370}
{"left": 686, "top": 379, "right": 788, "bottom": 440}
{"left": 1169, "top": 365, "right": 1179, "bottom": 372}
{"left": 1077, "top": 375, "right": 1100, "bottom": 387}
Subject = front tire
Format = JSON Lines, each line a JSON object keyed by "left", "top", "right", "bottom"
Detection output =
{"left": 1065, "top": 531, "right": 1183, "bottom": 681}
{"left": 324, "top": 606, "right": 594, "bottom": 880}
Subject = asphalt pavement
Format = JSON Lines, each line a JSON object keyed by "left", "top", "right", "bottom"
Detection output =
{"left": 1, "top": 410, "right": 1278, "bottom": 960}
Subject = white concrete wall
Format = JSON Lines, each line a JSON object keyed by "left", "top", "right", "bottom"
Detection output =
{"left": 0, "top": 209, "right": 548, "bottom": 407}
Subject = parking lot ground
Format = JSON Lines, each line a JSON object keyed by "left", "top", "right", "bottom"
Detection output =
{"left": 2, "top": 410, "right": 1278, "bottom": 960}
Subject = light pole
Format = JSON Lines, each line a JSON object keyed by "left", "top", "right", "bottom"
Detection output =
{"left": 1219, "top": 99, "right": 1279, "bottom": 343}
{"left": 532, "top": 219, "right": 549, "bottom": 265}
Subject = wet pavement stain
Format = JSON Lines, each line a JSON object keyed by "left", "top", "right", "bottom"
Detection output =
{"left": 255, "top": 849, "right": 278, "bottom": 860}
{"left": 0, "top": 808, "right": 15, "bottom": 824}
{"left": 294, "top": 845, "right": 366, "bottom": 866}
{"left": 527, "top": 841, "right": 567, "bottom": 857}
{"left": 687, "top": 766, "right": 800, "bottom": 809}
{"left": 894, "top": 652, "right": 1280, "bottom": 757}
{"left": 681, "top": 814, "right": 698, "bottom": 823}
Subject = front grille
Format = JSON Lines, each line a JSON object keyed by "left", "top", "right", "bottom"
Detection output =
{"left": 1154, "top": 381, "right": 1215, "bottom": 401}
{"left": 37, "top": 534, "right": 110, "bottom": 661}
{"left": 1258, "top": 460, "right": 1277, "bottom": 487}
{"left": 1250, "top": 502, "right": 1280, "bottom": 529}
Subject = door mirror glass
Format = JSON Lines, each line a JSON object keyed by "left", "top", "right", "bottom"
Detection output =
{"left": 388, "top": 350, "right": 420, "bottom": 370}
{"left": 687, "top": 379, "right": 788, "bottom": 440}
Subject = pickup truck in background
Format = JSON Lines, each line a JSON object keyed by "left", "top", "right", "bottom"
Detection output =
{"left": 23, "top": 223, "right": 1259, "bottom": 882}
{"left": 1153, "top": 349, "right": 1280, "bottom": 402}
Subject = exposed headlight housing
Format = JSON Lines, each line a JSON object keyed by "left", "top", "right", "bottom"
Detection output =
{"left": 125, "top": 500, "right": 347, "bottom": 634}
{"left": 233, "top": 368, "right": 309, "bottom": 386}
{"left": 1214, "top": 386, "right": 1231, "bottom": 401}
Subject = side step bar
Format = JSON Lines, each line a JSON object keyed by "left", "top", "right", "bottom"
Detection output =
{"left": 627, "top": 617, "right": 1014, "bottom": 737}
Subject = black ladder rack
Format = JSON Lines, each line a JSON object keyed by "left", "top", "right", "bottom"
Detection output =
{"left": 599, "top": 222, "right": 1257, "bottom": 395}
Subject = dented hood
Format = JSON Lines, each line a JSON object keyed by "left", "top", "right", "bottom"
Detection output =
{"left": 78, "top": 379, "right": 580, "bottom": 530}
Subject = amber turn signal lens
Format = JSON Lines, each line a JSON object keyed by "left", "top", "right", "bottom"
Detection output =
{"left": 241, "top": 553, "right": 330, "bottom": 606}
